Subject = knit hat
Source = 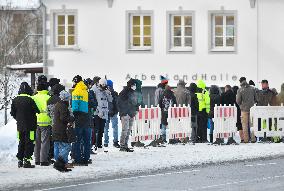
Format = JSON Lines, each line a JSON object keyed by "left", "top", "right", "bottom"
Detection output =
{"left": 99, "top": 78, "right": 107, "bottom": 87}
{"left": 37, "top": 75, "right": 47, "bottom": 84}
{"left": 160, "top": 75, "right": 169, "bottom": 84}
{"left": 249, "top": 80, "right": 255, "bottom": 86}
{"left": 72, "top": 75, "right": 83, "bottom": 84}
{"left": 93, "top": 76, "right": 101, "bottom": 85}
{"left": 49, "top": 78, "right": 60, "bottom": 88}
{"left": 239, "top": 77, "right": 246, "bottom": 83}
{"left": 177, "top": 80, "right": 187, "bottom": 86}
{"left": 127, "top": 78, "right": 136, "bottom": 88}
{"left": 18, "top": 82, "right": 33, "bottom": 96}
{"left": 59, "top": 90, "right": 71, "bottom": 102}
{"left": 51, "top": 84, "right": 65, "bottom": 96}
{"left": 84, "top": 78, "right": 94, "bottom": 86}
{"left": 107, "top": 80, "right": 113, "bottom": 88}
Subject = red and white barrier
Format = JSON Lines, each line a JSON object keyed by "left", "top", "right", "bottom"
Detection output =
{"left": 213, "top": 105, "right": 237, "bottom": 140}
{"left": 167, "top": 105, "right": 191, "bottom": 139}
{"left": 250, "top": 105, "right": 284, "bottom": 137}
{"left": 131, "top": 106, "right": 161, "bottom": 142}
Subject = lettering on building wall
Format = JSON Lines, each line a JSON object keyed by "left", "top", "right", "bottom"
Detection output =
{"left": 126, "top": 73, "right": 238, "bottom": 83}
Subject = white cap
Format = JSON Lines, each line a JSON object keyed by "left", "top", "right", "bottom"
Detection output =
{"left": 99, "top": 78, "right": 107, "bottom": 86}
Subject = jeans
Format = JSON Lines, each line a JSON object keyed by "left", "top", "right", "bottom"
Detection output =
{"left": 161, "top": 124, "right": 167, "bottom": 141}
{"left": 104, "top": 114, "right": 119, "bottom": 145}
{"left": 73, "top": 127, "right": 91, "bottom": 163}
{"left": 54, "top": 142, "right": 71, "bottom": 163}
{"left": 209, "top": 119, "right": 214, "bottom": 135}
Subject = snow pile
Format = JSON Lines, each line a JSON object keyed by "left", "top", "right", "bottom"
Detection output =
{"left": 0, "top": 119, "right": 18, "bottom": 163}
{"left": 0, "top": 142, "right": 284, "bottom": 190}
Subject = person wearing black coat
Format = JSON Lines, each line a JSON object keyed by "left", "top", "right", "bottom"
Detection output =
{"left": 11, "top": 82, "right": 40, "bottom": 168}
{"left": 189, "top": 83, "right": 199, "bottom": 143}
{"left": 209, "top": 85, "right": 221, "bottom": 143}
{"left": 117, "top": 79, "right": 138, "bottom": 152}
{"left": 221, "top": 85, "right": 235, "bottom": 106}
{"left": 159, "top": 86, "right": 177, "bottom": 143}
{"left": 53, "top": 90, "right": 75, "bottom": 172}
{"left": 232, "top": 86, "right": 244, "bottom": 142}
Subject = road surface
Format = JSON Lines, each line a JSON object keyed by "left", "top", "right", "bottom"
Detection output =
{"left": 35, "top": 157, "right": 284, "bottom": 191}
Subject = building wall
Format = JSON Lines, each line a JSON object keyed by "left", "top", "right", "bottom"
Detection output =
{"left": 43, "top": 0, "right": 262, "bottom": 90}
{"left": 258, "top": 0, "right": 284, "bottom": 90}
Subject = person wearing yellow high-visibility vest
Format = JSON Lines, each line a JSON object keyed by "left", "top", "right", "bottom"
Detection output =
{"left": 195, "top": 80, "right": 210, "bottom": 143}
{"left": 32, "top": 82, "right": 52, "bottom": 166}
{"left": 11, "top": 82, "right": 40, "bottom": 168}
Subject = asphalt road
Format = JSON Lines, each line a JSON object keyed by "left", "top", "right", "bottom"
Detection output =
{"left": 36, "top": 157, "right": 284, "bottom": 191}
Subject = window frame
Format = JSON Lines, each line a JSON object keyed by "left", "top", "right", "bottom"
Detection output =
{"left": 209, "top": 10, "right": 237, "bottom": 53}
{"left": 126, "top": 10, "right": 154, "bottom": 53}
{"left": 50, "top": 9, "right": 79, "bottom": 50}
{"left": 167, "top": 11, "right": 195, "bottom": 53}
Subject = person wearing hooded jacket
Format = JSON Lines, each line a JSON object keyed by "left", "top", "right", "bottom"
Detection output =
{"left": 159, "top": 85, "right": 177, "bottom": 143}
{"left": 174, "top": 80, "right": 191, "bottom": 106}
{"left": 104, "top": 80, "right": 120, "bottom": 148}
{"left": 91, "top": 78, "right": 113, "bottom": 152}
{"left": 47, "top": 84, "right": 65, "bottom": 161}
{"left": 11, "top": 82, "right": 40, "bottom": 168}
{"left": 154, "top": 76, "right": 169, "bottom": 106}
{"left": 196, "top": 80, "right": 210, "bottom": 143}
{"left": 53, "top": 90, "right": 75, "bottom": 172}
{"left": 71, "top": 75, "right": 91, "bottom": 165}
{"left": 236, "top": 77, "right": 256, "bottom": 143}
{"left": 117, "top": 79, "right": 138, "bottom": 152}
{"left": 208, "top": 85, "right": 221, "bottom": 143}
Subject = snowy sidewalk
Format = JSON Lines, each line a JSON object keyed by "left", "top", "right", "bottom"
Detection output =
{"left": 1, "top": 143, "right": 284, "bottom": 190}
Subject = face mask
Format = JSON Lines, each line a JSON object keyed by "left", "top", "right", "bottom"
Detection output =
{"left": 131, "top": 85, "right": 136, "bottom": 91}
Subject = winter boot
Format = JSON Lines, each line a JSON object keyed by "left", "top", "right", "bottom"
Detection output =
{"left": 113, "top": 141, "right": 120, "bottom": 148}
{"left": 135, "top": 141, "right": 145, "bottom": 147}
{"left": 18, "top": 160, "right": 23, "bottom": 168}
{"left": 213, "top": 138, "right": 224, "bottom": 145}
{"left": 227, "top": 137, "right": 237, "bottom": 145}
{"left": 54, "top": 157, "right": 72, "bottom": 172}
{"left": 104, "top": 144, "right": 108, "bottom": 147}
{"left": 23, "top": 159, "right": 35, "bottom": 168}
{"left": 209, "top": 134, "right": 213, "bottom": 143}
{"left": 40, "top": 162, "right": 50, "bottom": 166}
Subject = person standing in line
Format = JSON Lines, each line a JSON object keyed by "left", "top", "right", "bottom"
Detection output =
{"left": 71, "top": 75, "right": 91, "bottom": 165}
{"left": 117, "top": 79, "right": 138, "bottom": 152}
{"left": 236, "top": 77, "right": 257, "bottom": 143}
{"left": 33, "top": 81, "right": 52, "bottom": 166}
{"left": 11, "top": 82, "right": 39, "bottom": 168}
{"left": 104, "top": 80, "right": 120, "bottom": 148}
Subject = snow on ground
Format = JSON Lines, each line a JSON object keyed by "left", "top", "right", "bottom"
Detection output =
{"left": 0, "top": 120, "right": 284, "bottom": 190}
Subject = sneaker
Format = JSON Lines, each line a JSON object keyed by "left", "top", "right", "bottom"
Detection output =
{"left": 18, "top": 160, "right": 23, "bottom": 168}
{"left": 40, "top": 162, "right": 50, "bottom": 166}
{"left": 113, "top": 142, "right": 120, "bottom": 148}
{"left": 23, "top": 160, "right": 35, "bottom": 168}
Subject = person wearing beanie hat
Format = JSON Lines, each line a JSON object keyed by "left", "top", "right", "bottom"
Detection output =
{"left": 249, "top": 80, "right": 255, "bottom": 87}
{"left": 93, "top": 76, "right": 101, "bottom": 87}
{"left": 11, "top": 82, "right": 40, "bottom": 168}
{"left": 49, "top": 78, "right": 60, "bottom": 89}
{"left": 53, "top": 90, "right": 75, "bottom": 172}
{"left": 91, "top": 78, "right": 113, "bottom": 152}
{"left": 71, "top": 75, "right": 91, "bottom": 165}
{"left": 104, "top": 80, "right": 120, "bottom": 148}
{"left": 117, "top": 79, "right": 138, "bottom": 152}
{"left": 72, "top": 75, "right": 83, "bottom": 88}
{"left": 236, "top": 77, "right": 257, "bottom": 143}
{"left": 32, "top": 81, "right": 52, "bottom": 166}
{"left": 174, "top": 79, "right": 190, "bottom": 107}
{"left": 47, "top": 84, "right": 65, "bottom": 161}
{"left": 160, "top": 75, "right": 169, "bottom": 85}
{"left": 38, "top": 75, "right": 47, "bottom": 84}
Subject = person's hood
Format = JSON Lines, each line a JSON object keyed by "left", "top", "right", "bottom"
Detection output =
{"left": 189, "top": 83, "right": 197, "bottom": 93}
{"left": 240, "top": 80, "right": 249, "bottom": 88}
{"left": 134, "top": 79, "right": 142, "bottom": 92}
{"left": 18, "top": 82, "right": 33, "bottom": 96}
{"left": 107, "top": 80, "right": 113, "bottom": 88}
{"left": 51, "top": 84, "right": 65, "bottom": 96}
{"left": 75, "top": 81, "right": 88, "bottom": 91}
{"left": 197, "top": 80, "right": 206, "bottom": 90}
{"left": 157, "top": 83, "right": 164, "bottom": 89}
{"left": 210, "top": 85, "right": 220, "bottom": 95}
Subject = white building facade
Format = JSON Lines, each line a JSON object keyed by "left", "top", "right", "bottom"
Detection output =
{"left": 41, "top": 0, "right": 284, "bottom": 91}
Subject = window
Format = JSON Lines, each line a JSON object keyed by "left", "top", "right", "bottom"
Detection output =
{"left": 127, "top": 12, "right": 153, "bottom": 51}
{"left": 54, "top": 13, "right": 77, "bottom": 47}
{"left": 169, "top": 14, "right": 194, "bottom": 52}
{"left": 210, "top": 12, "right": 237, "bottom": 52}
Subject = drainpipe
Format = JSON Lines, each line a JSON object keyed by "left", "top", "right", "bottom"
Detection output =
{"left": 39, "top": 0, "right": 47, "bottom": 76}
{"left": 256, "top": 0, "right": 259, "bottom": 84}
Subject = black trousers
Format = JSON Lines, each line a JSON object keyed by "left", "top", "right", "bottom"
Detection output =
{"left": 197, "top": 110, "right": 208, "bottom": 142}
{"left": 17, "top": 130, "right": 35, "bottom": 161}
{"left": 94, "top": 115, "right": 106, "bottom": 148}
